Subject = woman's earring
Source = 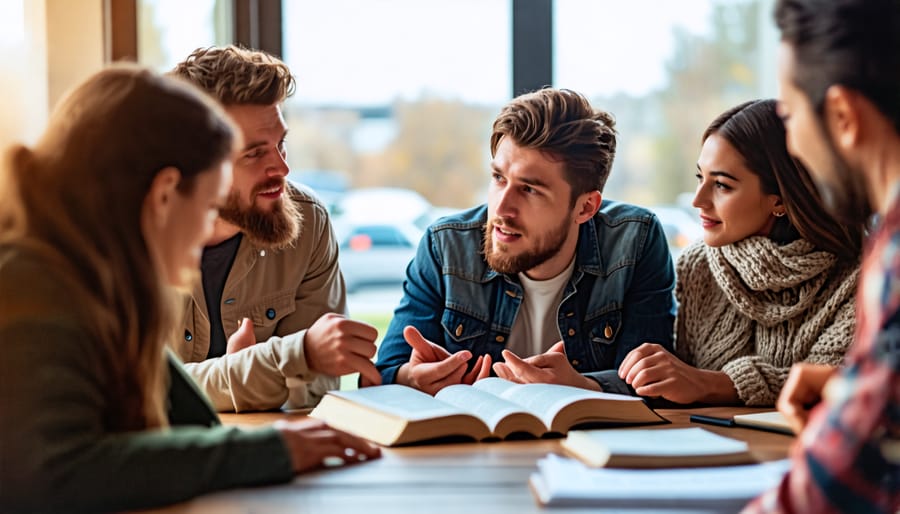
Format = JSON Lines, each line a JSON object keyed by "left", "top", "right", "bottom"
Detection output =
{"left": 773, "top": 211, "right": 786, "bottom": 217}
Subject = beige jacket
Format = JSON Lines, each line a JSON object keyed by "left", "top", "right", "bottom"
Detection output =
{"left": 173, "top": 184, "right": 344, "bottom": 412}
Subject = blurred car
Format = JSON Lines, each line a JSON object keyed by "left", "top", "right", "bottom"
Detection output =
{"left": 331, "top": 187, "right": 433, "bottom": 228}
{"left": 331, "top": 188, "right": 464, "bottom": 292}
{"left": 648, "top": 205, "right": 704, "bottom": 261}
{"left": 336, "top": 221, "right": 423, "bottom": 293}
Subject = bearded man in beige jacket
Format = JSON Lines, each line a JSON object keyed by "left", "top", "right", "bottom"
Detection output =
{"left": 170, "top": 46, "right": 381, "bottom": 411}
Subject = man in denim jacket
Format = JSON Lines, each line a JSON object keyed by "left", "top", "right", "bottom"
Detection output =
{"left": 371, "top": 88, "right": 676, "bottom": 395}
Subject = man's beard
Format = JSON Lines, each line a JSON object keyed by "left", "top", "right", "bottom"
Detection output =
{"left": 217, "top": 179, "right": 301, "bottom": 249}
{"left": 812, "top": 135, "right": 872, "bottom": 227}
{"left": 482, "top": 214, "right": 572, "bottom": 275}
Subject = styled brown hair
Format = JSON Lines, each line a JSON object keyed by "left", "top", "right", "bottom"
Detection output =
{"left": 171, "top": 45, "right": 295, "bottom": 105}
{"left": 703, "top": 99, "right": 863, "bottom": 261}
{"left": 0, "top": 65, "right": 236, "bottom": 429}
{"left": 490, "top": 88, "right": 617, "bottom": 204}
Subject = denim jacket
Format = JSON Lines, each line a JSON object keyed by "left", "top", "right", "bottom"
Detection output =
{"left": 374, "top": 201, "right": 676, "bottom": 392}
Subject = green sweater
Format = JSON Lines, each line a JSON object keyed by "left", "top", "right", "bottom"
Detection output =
{"left": 0, "top": 246, "right": 294, "bottom": 513}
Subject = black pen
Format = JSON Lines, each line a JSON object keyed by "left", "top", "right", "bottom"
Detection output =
{"left": 689, "top": 414, "right": 736, "bottom": 428}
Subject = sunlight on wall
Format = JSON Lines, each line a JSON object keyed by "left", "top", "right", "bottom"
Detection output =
{"left": 0, "top": 0, "right": 46, "bottom": 149}
{"left": 46, "top": 0, "right": 104, "bottom": 109}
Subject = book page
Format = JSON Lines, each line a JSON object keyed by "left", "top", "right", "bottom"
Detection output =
{"left": 471, "top": 376, "right": 521, "bottom": 396}
{"left": 475, "top": 379, "right": 643, "bottom": 427}
{"left": 436, "top": 384, "right": 546, "bottom": 432}
{"left": 330, "top": 385, "right": 462, "bottom": 421}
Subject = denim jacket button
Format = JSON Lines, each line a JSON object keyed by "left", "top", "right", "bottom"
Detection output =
{"left": 604, "top": 324, "right": 613, "bottom": 338}
{"left": 455, "top": 324, "right": 463, "bottom": 337}
{"left": 570, "top": 359, "right": 580, "bottom": 367}
{"left": 567, "top": 328, "right": 575, "bottom": 336}
{"left": 495, "top": 335, "right": 505, "bottom": 343}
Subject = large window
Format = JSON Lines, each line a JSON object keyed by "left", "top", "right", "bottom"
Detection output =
{"left": 0, "top": 0, "right": 41, "bottom": 147}
{"left": 282, "top": 0, "right": 511, "bottom": 212}
{"left": 276, "top": 0, "right": 779, "bottom": 303}
{"left": 137, "top": 0, "right": 233, "bottom": 71}
{"left": 554, "top": 0, "right": 777, "bottom": 209}
{"left": 125, "top": 0, "right": 781, "bottom": 303}
{"left": 279, "top": 0, "right": 777, "bottom": 215}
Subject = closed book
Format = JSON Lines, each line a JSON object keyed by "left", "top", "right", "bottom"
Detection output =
{"left": 733, "top": 411, "right": 794, "bottom": 435}
{"left": 562, "top": 427, "right": 753, "bottom": 468}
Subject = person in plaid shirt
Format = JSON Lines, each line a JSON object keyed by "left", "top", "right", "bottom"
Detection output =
{"left": 743, "top": 0, "right": 900, "bottom": 512}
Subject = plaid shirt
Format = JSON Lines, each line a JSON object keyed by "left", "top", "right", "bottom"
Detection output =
{"left": 744, "top": 196, "right": 900, "bottom": 513}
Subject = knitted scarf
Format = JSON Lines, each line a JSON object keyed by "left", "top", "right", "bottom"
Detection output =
{"left": 675, "top": 237, "right": 858, "bottom": 406}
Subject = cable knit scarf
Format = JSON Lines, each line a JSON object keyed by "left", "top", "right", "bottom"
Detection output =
{"left": 675, "top": 237, "right": 858, "bottom": 405}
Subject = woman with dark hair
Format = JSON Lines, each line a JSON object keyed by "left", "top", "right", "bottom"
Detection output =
{"left": 617, "top": 99, "right": 863, "bottom": 406}
{"left": 0, "top": 66, "right": 378, "bottom": 513}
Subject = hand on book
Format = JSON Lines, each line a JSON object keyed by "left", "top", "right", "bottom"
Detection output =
{"left": 273, "top": 418, "right": 381, "bottom": 472}
{"left": 492, "top": 342, "right": 600, "bottom": 391}
{"left": 777, "top": 363, "right": 836, "bottom": 433}
{"left": 304, "top": 313, "right": 382, "bottom": 386}
{"left": 397, "top": 326, "right": 492, "bottom": 395}
{"left": 226, "top": 317, "right": 256, "bottom": 354}
{"left": 618, "top": 343, "right": 738, "bottom": 404}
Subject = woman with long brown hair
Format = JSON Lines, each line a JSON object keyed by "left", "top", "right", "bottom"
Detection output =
{"left": 0, "top": 66, "right": 378, "bottom": 513}
{"left": 616, "top": 99, "right": 863, "bottom": 406}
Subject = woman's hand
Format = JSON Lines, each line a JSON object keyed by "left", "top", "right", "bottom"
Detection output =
{"left": 274, "top": 419, "right": 381, "bottom": 473}
{"left": 618, "top": 343, "right": 738, "bottom": 404}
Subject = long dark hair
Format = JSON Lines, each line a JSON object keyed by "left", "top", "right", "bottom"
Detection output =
{"left": 0, "top": 65, "right": 236, "bottom": 429}
{"left": 703, "top": 99, "right": 863, "bottom": 262}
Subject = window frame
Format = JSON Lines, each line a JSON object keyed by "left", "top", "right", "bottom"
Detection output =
{"left": 107, "top": 0, "right": 553, "bottom": 98}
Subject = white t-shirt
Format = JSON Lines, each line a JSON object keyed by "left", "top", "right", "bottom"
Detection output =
{"left": 506, "top": 257, "right": 576, "bottom": 358}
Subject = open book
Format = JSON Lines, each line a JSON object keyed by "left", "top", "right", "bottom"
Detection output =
{"left": 733, "top": 411, "right": 794, "bottom": 435}
{"left": 562, "top": 427, "right": 753, "bottom": 468}
{"left": 529, "top": 454, "right": 790, "bottom": 509}
{"left": 310, "top": 378, "right": 666, "bottom": 446}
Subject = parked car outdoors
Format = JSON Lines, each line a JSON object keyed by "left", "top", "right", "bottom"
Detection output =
{"left": 330, "top": 188, "right": 433, "bottom": 293}
{"left": 335, "top": 220, "right": 423, "bottom": 293}
{"left": 331, "top": 187, "right": 434, "bottom": 229}
{"left": 648, "top": 204, "right": 704, "bottom": 262}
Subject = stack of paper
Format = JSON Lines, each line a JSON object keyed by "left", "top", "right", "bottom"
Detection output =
{"left": 530, "top": 454, "right": 790, "bottom": 510}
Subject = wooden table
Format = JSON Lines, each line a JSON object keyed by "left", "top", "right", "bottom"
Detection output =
{"left": 141, "top": 406, "right": 793, "bottom": 513}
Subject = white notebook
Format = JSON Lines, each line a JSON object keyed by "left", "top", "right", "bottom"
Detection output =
{"left": 530, "top": 454, "right": 790, "bottom": 509}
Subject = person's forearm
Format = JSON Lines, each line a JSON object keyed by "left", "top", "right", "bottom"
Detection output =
{"left": 395, "top": 363, "right": 412, "bottom": 387}
{"left": 574, "top": 373, "right": 602, "bottom": 391}
{"left": 699, "top": 370, "right": 740, "bottom": 404}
